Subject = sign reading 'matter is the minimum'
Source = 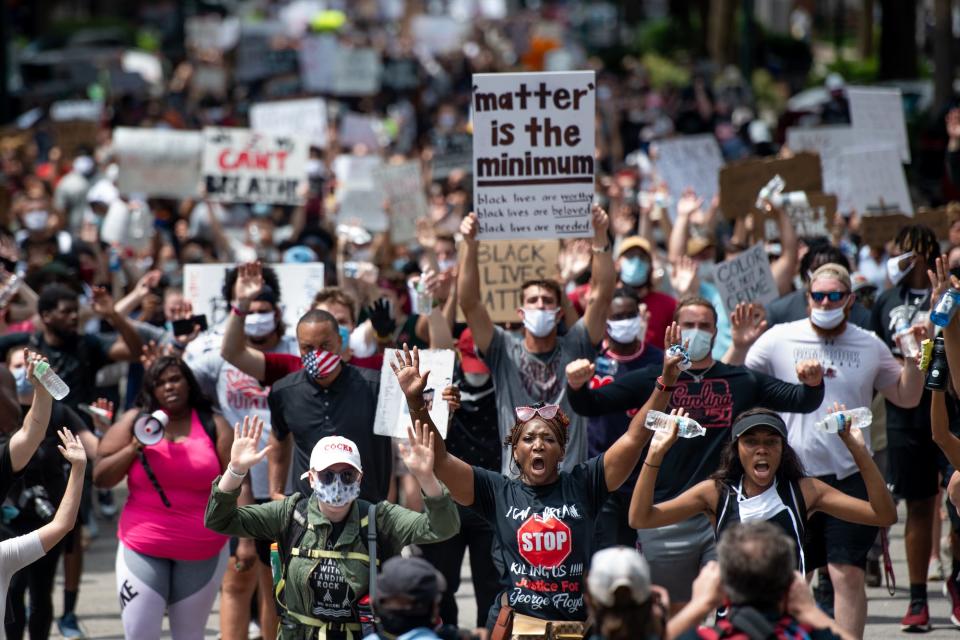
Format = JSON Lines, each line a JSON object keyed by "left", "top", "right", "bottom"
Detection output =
{"left": 472, "top": 71, "right": 596, "bottom": 240}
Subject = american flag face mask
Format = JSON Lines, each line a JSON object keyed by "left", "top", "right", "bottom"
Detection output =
{"left": 302, "top": 349, "right": 341, "bottom": 379}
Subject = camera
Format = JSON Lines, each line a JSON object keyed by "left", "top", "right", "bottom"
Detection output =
{"left": 17, "top": 485, "right": 55, "bottom": 522}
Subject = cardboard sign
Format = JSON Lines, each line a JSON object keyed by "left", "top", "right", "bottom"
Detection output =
{"left": 114, "top": 128, "right": 203, "bottom": 198}
{"left": 475, "top": 240, "right": 561, "bottom": 322}
{"left": 719, "top": 152, "right": 822, "bottom": 219}
{"left": 183, "top": 262, "right": 325, "bottom": 330}
{"left": 712, "top": 243, "right": 779, "bottom": 313}
{"left": 848, "top": 86, "right": 910, "bottom": 163}
{"left": 654, "top": 135, "right": 724, "bottom": 220}
{"left": 202, "top": 127, "right": 308, "bottom": 205}
{"left": 472, "top": 71, "right": 596, "bottom": 239}
{"left": 334, "top": 154, "right": 386, "bottom": 231}
{"left": 250, "top": 98, "right": 327, "bottom": 149}
{"left": 837, "top": 145, "right": 913, "bottom": 216}
{"left": 859, "top": 207, "right": 951, "bottom": 248}
{"left": 787, "top": 192, "right": 837, "bottom": 237}
{"left": 52, "top": 121, "right": 99, "bottom": 158}
{"left": 50, "top": 100, "right": 101, "bottom": 122}
{"left": 431, "top": 132, "right": 473, "bottom": 179}
{"left": 374, "top": 349, "right": 456, "bottom": 439}
{"left": 375, "top": 161, "right": 428, "bottom": 244}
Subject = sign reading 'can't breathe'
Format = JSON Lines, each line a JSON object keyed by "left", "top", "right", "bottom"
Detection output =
{"left": 472, "top": 71, "right": 596, "bottom": 240}
{"left": 202, "top": 127, "right": 308, "bottom": 205}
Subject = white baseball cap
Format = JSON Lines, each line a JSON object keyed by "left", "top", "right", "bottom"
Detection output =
{"left": 587, "top": 547, "right": 652, "bottom": 607}
{"left": 301, "top": 436, "right": 363, "bottom": 479}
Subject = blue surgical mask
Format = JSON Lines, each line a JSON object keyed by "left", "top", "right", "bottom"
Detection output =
{"left": 338, "top": 325, "right": 350, "bottom": 353}
{"left": 11, "top": 367, "right": 32, "bottom": 396}
{"left": 680, "top": 328, "right": 714, "bottom": 362}
{"left": 620, "top": 257, "right": 650, "bottom": 286}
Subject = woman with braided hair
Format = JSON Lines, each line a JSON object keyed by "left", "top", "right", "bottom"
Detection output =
{"left": 391, "top": 325, "right": 685, "bottom": 636}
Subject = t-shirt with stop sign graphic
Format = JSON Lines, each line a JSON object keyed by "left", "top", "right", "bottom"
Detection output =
{"left": 471, "top": 456, "right": 608, "bottom": 621}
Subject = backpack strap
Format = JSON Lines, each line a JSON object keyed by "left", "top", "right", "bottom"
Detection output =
{"left": 274, "top": 495, "right": 309, "bottom": 614}
{"left": 725, "top": 607, "right": 778, "bottom": 640}
{"left": 367, "top": 501, "right": 378, "bottom": 605}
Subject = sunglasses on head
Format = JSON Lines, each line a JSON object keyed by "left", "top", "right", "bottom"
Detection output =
{"left": 810, "top": 291, "right": 848, "bottom": 303}
{"left": 315, "top": 469, "right": 359, "bottom": 485}
{"left": 515, "top": 404, "right": 560, "bottom": 422}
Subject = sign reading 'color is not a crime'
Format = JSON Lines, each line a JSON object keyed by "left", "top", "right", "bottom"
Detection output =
{"left": 472, "top": 71, "right": 596, "bottom": 240}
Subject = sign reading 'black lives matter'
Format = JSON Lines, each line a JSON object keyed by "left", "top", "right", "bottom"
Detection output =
{"left": 472, "top": 71, "right": 596, "bottom": 240}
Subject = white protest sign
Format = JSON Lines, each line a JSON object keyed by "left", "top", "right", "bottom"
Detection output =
{"left": 339, "top": 113, "right": 384, "bottom": 149}
{"left": 374, "top": 349, "right": 456, "bottom": 439}
{"left": 713, "top": 243, "right": 779, "bottom": 313}
{"left": 411, "top": 15, "right": 469, "bottom": 54}
{"left": 332, "top": 48, "right": 382, "bottom": 96}
{"left": 185, "top": 15, "right": 240, "bottom": 51}
{"left": 114, "top": 128, "right": 203, "bottom": 198}
{"left": 202, "top": 128, "right": 308, "bottom": 205}
{"left": 50, "top": 100, "right": 102, "bottom": 122}
{"left": 190, "top": 65, "right": 228, "bottom": 97}
{"left": 299, "top": 35, "right": 337, "bottom": 93}
{"left": 848, "top": 86, "right": 910, "bottom": 163}
{"left": 183, "top": 262, "right": 325, "bottom": 330}
{"left": 472, "top": 71, "right": 596, "bottom": 240}
{"left": 654, "top": 135, "right": 724, "bottom": 220}
{"left": 334, "top": 154, "right": 386, "bottom": 232}
{"left": 837, "top": 145, "right": 913, "bottom": 216}
{"left": 250, "top": 98, "right": 328, "bottom": 149}
{"left": 375, "top": 161, "right": 428, "bottom": 244}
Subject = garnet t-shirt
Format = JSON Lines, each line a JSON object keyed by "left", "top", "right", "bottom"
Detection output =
{"left": 471, "top": 456, "right": 608, "bottom": 621}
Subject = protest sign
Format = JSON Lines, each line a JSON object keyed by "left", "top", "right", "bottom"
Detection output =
{"left": 374, "top": 161, "right": 428, "bottom": 244}
{"left": 114, "top": 128, "right": 203, "bottom": 198}
{"left": 837, "top": 145, "right": 913, "bottom": 216}
{"left": 202, "top": 128, "right": 308, "bottom": 205}
{"left": 431, "top": 132, "right": 473, "bottom": 179}
{"left": 761, "top": 192, "right": 837, "bottom": 240}
{"left": 235, "top": 22, "right": 299, "bottom": 84}
{"left": 719, "top": 152, "right": 822, "bottom": 219}
{"left": 339, "top": 113, "right": 384, "bottom": 149}
{"left": 411, "top": 15, "right": 469, "bottom": 54}
{"left": 712, "top": 243, "right": 779, "bottom": 313}
{"left": 472, "top": 71, "right": 596, "bottom": 239}
{"left": 469, "top": 240, "right": 561, "bottom": 322}
{"left": 785, "top": 126, "right": 860, "bottom": 212}
{"left": 185, "top": 15, "right": 240, "bottom": 51}
{"left": 332, "top": 48, "right": 382, "bottom": 96}
{"left": 250, "top": 98, "right": 328, "bottom": 149}
{"left": 382, "top": 57, "right": 421, "bottom": 92}
{"left": 375, "top": 349, "right": 456, "bottom": 439}
{"left": 334, "top": 154, "right": 386, "bottom": 231}
{"left": 183, "top": 262, "right": 325, "bottom": 330}
{"left": 50, "top": 100, "right": 101, "bottom": 122}
{"left": 190, "top": 65, "right": 229, "bottom": 98}
{"left": 859, "top": 207, "right": 951, "bottom": 248}
{"left": 299, "top": 35, "right": 336, "bottom": 93}
{"left": 848, "top": 86, "right": 910, "bottom": 163}
{"left": 52, "top": 121, "right": 99, "bottom": 158}
{"left": 654, "top": 135, "right": 724, "bottom": 220}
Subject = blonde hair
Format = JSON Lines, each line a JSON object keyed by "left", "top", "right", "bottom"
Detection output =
{"left": 808, "top": 263, "right": 851, "bottom": 292}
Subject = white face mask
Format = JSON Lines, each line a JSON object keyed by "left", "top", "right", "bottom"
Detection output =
{"left": 607, "top": 316, "right": 643, "bottom": 344}
{"left": 437, "top": 258, "right": 457, "bottom": 272}
{"left": 681, "top": 328, "right": 714, "bottom": 361}
{"left": 810, "top": 306, "right": 846, "bottom": 329}
{"left": 886, "top": 251, "right": 915, "bottom": 286}
{"left": 313, "top": 476, "right": 361, "bottom": 507}
{"left": 23, "top": 209, "right": 49, "bottom": 231}
{"left": 463, "top": 372, "right": 491, "bottom": 387}
{"left": 244, "top": 312, "right": 277, "bottom": 338}
{"left": 522, "top": 308, "right": 558, "bottom": 338}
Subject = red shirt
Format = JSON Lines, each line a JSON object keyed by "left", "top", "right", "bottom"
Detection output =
{"left": 641, "top": 290, "right": 677, "bottom": 350}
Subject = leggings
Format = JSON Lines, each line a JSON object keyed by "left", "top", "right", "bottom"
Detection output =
{"left": 115, "top": 541, "right": 228, "bottom": 640}
{"left": 4, "top": 541, "right": 63, "bottom": 640}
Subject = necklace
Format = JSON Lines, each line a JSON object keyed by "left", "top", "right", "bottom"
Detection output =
{"left": 684, "top": 361, "right": 717, "bottom": 383}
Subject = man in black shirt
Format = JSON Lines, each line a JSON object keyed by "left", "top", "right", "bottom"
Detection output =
{"left": 267, "top": 309, "right": 392, "bottom": 502}
{"left": 0, "top": 351, "right": 57, "bottom": 499}
{"left": 568, "top": 297, "right": 824, "bottom": 607}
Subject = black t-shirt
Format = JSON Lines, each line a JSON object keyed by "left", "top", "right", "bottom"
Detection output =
{"left": 471, "top": 456, "right": 609, "bottom": 621}
{"left": 0, "top": 441, "right": 21, "bottom": 502}
{"left": 569, "top": 363, "right": 824, "bottom": 501}
{"left": 309, "top": 519, "right": 356, "bottom": 622}
{"left": 446, "top": 376, "right": 500, "bottom": 472}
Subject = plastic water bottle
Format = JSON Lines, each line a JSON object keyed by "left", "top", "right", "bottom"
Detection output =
{"left": 666, "top": 344, "right": 692, "bottom": 371}
{"left": 895, "top": 319, "right": 919, "bottom": 359}
{"left": 270, "top": 542, "right": 281, "bottom": 589}
{"left": 32, "top": 361, "right": 69, "bottom": 400}
{"left": 595, "top": 356, "right": 618, "bottom": 376}
{"left": 814, "top": 407, "right": 872, "bottom": 434}
{"left": 0, "top": 274, "right": 21, "bottom": 308}
{"left": 645, "top": 410, "right": 706, "bottom": 438}
{"left": 931, "top": 287, "right": 960, "bottom": 327}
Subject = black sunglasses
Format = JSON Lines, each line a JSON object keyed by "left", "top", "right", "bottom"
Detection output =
{"left": 316, "top": 469, "right": 359, "bottom": 485}
{"left": 810, "top": 291, "right": 849, "bottom": 303}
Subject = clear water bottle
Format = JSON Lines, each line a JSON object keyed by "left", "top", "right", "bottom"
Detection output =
{"left": 645, "top": 410, "right": 706, "bottom": 438}
{"left": 931, "top": 287, "right": 960, "bottom": 327}
{"left": 895, "top": 319, "right": 919, "bottom": 359}
{"left": 666, "top": 344, "right": 691, "bottom": 371}
{"left": 595, "top": 356, "right": 618, "bottom": 377}
{"left": 0, "top": 274, "right": 20, "bottom": 308}
{"left": 32, "top": 361, "right": 69, "bottom": 400}
{"left": 814, "top": 407, "right": 872, "bottom": 433}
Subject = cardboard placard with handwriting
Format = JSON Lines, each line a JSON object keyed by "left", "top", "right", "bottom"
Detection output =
{"left": 860, "top": 208, "right": 950, "bottom": 248}
{"left": 719, "top": 153, "right": 822, "bottom": 220}
{"left": 466, "top": 240, "right": 561, "bottom": 323}
{"left": 713, "top": 243, "right": 779, "bottom": 313}
{"left": 52, "top": 121, "right": 99, "bottom": 158}
{"left": 761, "top": 192, "right": 837, "bottom": 240}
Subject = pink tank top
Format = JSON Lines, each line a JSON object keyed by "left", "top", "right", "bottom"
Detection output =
{"left": 118, "top": 410, "right": 227, "bottom": 560}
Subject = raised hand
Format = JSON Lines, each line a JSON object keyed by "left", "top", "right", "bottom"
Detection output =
{"left": 565, "top": 359, "right": 596, "bottom": 391}
{"left": 648, "top": 407, "right": 687, "bottom": 461}
{"left": 89, "top": 397, "right": 115, "bottom": 433}
{"left": 235, "top": 261, "right": 264, "bottom": 303}
{"left": 460, "top": 212, "right": 479, "bottom": 244}
{"left": 25, "top": 350, "right": 50, "bottom": 397}
{"left": 91, "top": 286, "right": 117, "bottom": 319}
{"left": 795, "top": 359, "right": 824, "bottom": 387}
{"left": 398, "top": 420, "right": 436, "bottom": 478}
{"left": 591, "top": 203, "right": 610, "bottom": 244}
{"left": 670, "top": 255, "right": 699, "bottom": 297}
{"left": 140, "top": 340, "right": 176, "bottom": 370}
{"left": 676, "top": 188, "right": 704, "bottom": 219}
{"left": 928, "top": 254, "right": 959, "bottom": 308}
{"left": 367, "top": 297, "right": 397, "bottom": 339}
{"left": 662, "top": 322, "right": 685, "bottom": 384}
{"left": 229, "top": 416, "right": 271, "bottom": 474}
{"left": 611, "top": 203, "right": 636, "bottom": 237}
{"left": 170, "top": 300, "right": 202, "bottom": 346}
{"left": 134, "top": 270, "right": 163, "bottom": 298}
{"left": 390, "top": 344, "right": 431, "bottom": 402}
{"left": 729, "top": 303, "right": 768, "bottom": 350}
{"left": 57, "top": 428, "right": 87, "bottom": 467}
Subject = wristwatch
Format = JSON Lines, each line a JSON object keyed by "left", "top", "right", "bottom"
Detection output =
{"left": 591, "top": 244, "right": 611, "bottom": 254}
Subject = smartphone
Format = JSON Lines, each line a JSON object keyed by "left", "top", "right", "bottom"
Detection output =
{"left": 172, "top": 314, "right": 208, "bottom": 336}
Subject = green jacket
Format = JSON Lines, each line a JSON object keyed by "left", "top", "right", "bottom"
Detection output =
{"left": 204, "top": 478, "right": 459, "bottom": 640}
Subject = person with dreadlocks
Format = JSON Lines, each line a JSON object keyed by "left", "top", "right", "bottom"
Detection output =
{"left": 868, "top": 224, "right": 946, "bottom": 632}
{"left": 390, "top": 325, "right": 685, "bottom": 638}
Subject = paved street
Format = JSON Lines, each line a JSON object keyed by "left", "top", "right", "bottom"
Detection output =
{"left": 42, "top": 492, "right": 960, "bottom": 639}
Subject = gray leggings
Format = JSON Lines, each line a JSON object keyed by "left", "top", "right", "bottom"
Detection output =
{"left": 115, "top": 541, "right": 228, "bottom": 640}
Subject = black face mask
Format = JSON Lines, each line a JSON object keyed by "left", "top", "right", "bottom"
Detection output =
{"left": 376, "top": 610, "right": 434, "bottom": 637}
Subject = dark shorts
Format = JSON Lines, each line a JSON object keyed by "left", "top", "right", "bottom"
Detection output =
{"left": 887, "top": 439, "right": 949, "bottom": 502}
{"left": 805, "top": 472, "right": 877, "bottom": 570}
